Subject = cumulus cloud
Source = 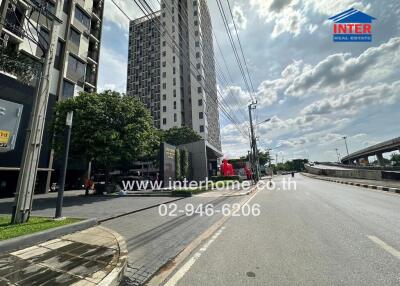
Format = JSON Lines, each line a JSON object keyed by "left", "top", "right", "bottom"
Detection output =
{"left": 255, "top": 60, "right": 303, "bottom": 105}
{"left": 231, "top": 5, "right": 247, "bottom": 30}
{"left": 285, "top": 37, "right": 400, "bottom": 96}
{"left": 221, "top": 85, "right": 252, "bottom": 110}
{"left": 250, "top": 0, "right": 307, "bottom": 38}
{"left": 250, "top": 0, "right": 372, "bottom": 38}
{"left": 103, "top": 0, "right": 151, "bottom": 31}
{"left": 98, "top": 47, "right": 127, "bottom": 93}
{"left": 301, "top": 81, "right": 400, "bottom": 115}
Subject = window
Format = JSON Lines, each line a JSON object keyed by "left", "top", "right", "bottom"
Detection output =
{"left": 198, "top": 99, "right": 202, "bottom": 106}
{"left": 162, "top": 61, "right": 166, "bottom": 67}
{"left": 163, "top": 118, "right": 167, "bottom": 125}
{"left": 162, "top": 94, "right": 166, "bottom": 100}
{"left": 162, "top": 83, "right": 166, "bottom": 89}
{"left": 199, "top": 112, "right": 203, "bottom": 119}
{"left": 173, "top": 89, "right": 176, "bottom": 97}
{"left": 74, "top": 6, "right": 90, "bottom": 29}
{"left": 173, "top": 67, "right": 176, "bottom": 74}
{"left": 67, "top": 54, "right": 86, "bottom": 79}
{"left": 200, "top": 125, "right": 204, "bottom": 132}
{"left": 162, "top": 71, "right": 166, "bottom": 78}
{"left": 63, "top": 0, "right": 71, "bottom": 14}
{"left": 196, "top": 52, "right": 200, "bottom": 58}
{"left": 197, "top": 87, "right": 202, "bottom": 93}
{"left": 46, "top": 1, "right": 55, "bottom": 14}
{"left": 195, "top": 41, "right": 199, "bottom": 47}
{"left": 38, "top": 27, "right": 49, "bottom": 55}
{"left": 163, "top": 106, "right": 166, "bottom": 112}
{"left": 174, "top": 113, "right": 177, "bottom": 122}
{"left": 162, "top": 51, "right": 166, "bottom": 57}
{"left": 173, "top": 78, "right": 176, "bottom": 86}
{"left": 194, "top": 10, "right": 198, "bottom": 16}
{"left": 172, "top": 25, "right": 175, "bottom": 32}
{"left": 62, "top": 80, "right": 74, "bottom": 98}
{"left": 194, "top": 20, "right": 198, "bottom": 26}
{"left": 173, "top": 56, "right": 176, "bottom": 63}
{"left": 173, "top": 101, "right": 176, "bottom": 109}
{"left": 54, "top": 39, "right": 64, "bottom": 70}
{"left": 162, "top": 41, "right": 166, "bottom": 47}
{"left": 69, "top": 28, "right": 80, "bottom": 46}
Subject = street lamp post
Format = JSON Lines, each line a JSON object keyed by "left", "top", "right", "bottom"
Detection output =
{"left": 55, "top": 111, "right": 73, "bottom": 219}
{"left": 335, "top": 148, "right": 341, "bottom": 163}
{"left": 343, "top": 136, "right": 349, "bottom": 156}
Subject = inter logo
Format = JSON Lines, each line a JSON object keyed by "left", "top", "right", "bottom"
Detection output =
{"left": 329, "top": 8, "right": 376, "bottom": 42}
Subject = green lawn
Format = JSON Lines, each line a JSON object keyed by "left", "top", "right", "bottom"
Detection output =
{"left": 0, "top": 216, "right": 81, "bottom": 241}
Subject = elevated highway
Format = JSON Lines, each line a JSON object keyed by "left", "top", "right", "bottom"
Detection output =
{"left": 341, "top": 137, "right": 400, "bottom": 165}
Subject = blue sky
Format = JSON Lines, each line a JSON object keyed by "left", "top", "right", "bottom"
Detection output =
{"left": 98, "top": 0, "right": 400, "bottom": 162}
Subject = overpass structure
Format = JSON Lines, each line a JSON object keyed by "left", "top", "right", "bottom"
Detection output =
{"left": 341, "top": 137, "right": 400, "bottom": 165}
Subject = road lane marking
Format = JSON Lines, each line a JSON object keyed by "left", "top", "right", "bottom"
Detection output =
{"left": 164, "top": 227, "right": 225, "bottom": 286}
{"left": 147, "top": 183, "right": 263, "bottom": 286}
{"left": 368, "top": 235, "right": 400, "bottom": 259}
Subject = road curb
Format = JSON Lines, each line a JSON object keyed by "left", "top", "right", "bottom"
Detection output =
{"left": 0, "top": 218, "right": 98, "bottom": 254}
{"left": 301, "top": 173, "right": 400, "bottom": 194}
{"left": 97, "top": 226, "right": 128, "bottom": 286}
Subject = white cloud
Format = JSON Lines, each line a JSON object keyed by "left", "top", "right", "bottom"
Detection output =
{"left": 103, "top": 0, "right": 151, "bottom": 31}
{"left": 285, "top": 37, "right": 400, "bottom": 97}
{"left": 301, "top": 81, "right": 400, "bottom": 115}
{"left": 250, "top": 0, "right": 372, "bottom": 38}
{"left": 98, "top": 47, "right": 127, "bottom": 93}
{"left": 256, "top": 60, "right": 303, "bottom": 105}
{"left": 231, "top": 5, "right": 247, "bottom": 30}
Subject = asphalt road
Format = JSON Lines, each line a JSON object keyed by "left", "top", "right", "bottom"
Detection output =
{"left": 166, "top": 174, "right": 400, "bottom": 286}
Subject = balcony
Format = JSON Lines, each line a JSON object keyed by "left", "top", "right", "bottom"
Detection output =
{"left": 90, "top": 21, "right": 101, "bottom": 41}
{"left": 85, "top": 68, "right": 96, "bottom": 87}
{"left": 3, "top": 9, "right": 24, "bottom": 41}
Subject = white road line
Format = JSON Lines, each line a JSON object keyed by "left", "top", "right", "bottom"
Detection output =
{"left": 368, "top": 235, "right": 400, "bottom": 259}
{"left": 164, "top": 227, "right": 225, "bottom": 286}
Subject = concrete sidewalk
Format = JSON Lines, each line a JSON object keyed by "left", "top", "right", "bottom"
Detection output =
{"left": 302, "top": 173, "right": 400, "bottom": 193}
{"left": 0, "top": 226, "right": 127, "bottom": 286}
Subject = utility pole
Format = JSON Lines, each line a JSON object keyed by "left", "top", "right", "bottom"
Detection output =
{"left": 248, "top": 101, "right": 258, "bottom": 181}
{"left": 55, "top": 111, "right": 73, "bottom": 218}
{"left": 11, "top": 1, "right": 61, "bottom": 224}
{"left": 342, "top": 136, "right": 349, "bottom": 156}
{"left": 335, "top": 148, "right": 340, "bottom": 163}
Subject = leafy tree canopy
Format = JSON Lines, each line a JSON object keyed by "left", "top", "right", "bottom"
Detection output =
{"left": 52, "top": 91, "right": 157, "bottom": 170}
{"left": 161, "top": 126, "right": 201, "bottom": 146}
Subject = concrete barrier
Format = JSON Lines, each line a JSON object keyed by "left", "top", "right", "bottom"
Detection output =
{"left": 305, "top": 165, "right": 384, "bottom": 180}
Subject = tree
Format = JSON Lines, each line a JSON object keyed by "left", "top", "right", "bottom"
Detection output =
{"left": 258, "top": 150, "right": 272, "bottom": 166}
{"left": 391, "top": 153, "right": 400, "bottom": 166}
{"left": 52, "top": 91, "right": 157, "bottom": 180}
{"left": 181, "top": 148, "right": 189, "bottom": 179}
{"left": 175, "top": 149, "right": 181, "bottom": 180}
{"left": 162, "top": 126, "right": 201, "bottom": 146}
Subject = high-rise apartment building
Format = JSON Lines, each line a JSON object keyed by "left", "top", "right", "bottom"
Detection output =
{"left": 127, "top": 0, "right": 221, "bottom": 152}
{"left": 0, "top": 0, "right": 104, "bottom": 196}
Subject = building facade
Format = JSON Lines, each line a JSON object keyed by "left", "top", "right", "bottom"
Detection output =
{"left": 0, "top": 0, "right": 104, "bottom": 196}
{"left": 127, "top": 0, "right": 221, "bottom": 152}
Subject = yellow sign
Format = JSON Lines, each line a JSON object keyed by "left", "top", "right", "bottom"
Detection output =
{"left": 0, "top": 130, "right": 10, "bottom": 147}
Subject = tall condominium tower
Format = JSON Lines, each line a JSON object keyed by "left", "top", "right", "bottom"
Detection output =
{"left": 0, "top": 0, "right": 104, "bottom": 195}
{"left": 127, "top": 0, "right": 221, "bottom": 152}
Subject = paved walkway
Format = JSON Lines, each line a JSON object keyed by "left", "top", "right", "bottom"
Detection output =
{"left": 0, "top": 226, "right": 127, "bottom": 286}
